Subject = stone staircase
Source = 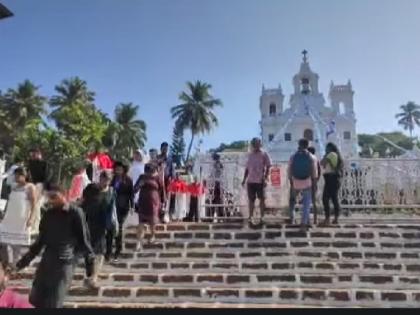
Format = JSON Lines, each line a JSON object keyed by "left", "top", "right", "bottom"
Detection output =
{"left": 9, "top": 222, "right": 420, "bottom": 308}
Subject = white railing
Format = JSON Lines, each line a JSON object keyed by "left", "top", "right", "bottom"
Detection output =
{"left": 194, "top": 154, "right": 420, "bottom": 217}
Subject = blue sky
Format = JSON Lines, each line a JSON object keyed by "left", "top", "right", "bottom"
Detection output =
{"left": 1, "top": 0, "right": 420, "bottom": 151}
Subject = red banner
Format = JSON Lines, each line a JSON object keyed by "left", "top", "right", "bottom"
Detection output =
{"left": 270, "top": 166, "right": 281, "bottom": 187}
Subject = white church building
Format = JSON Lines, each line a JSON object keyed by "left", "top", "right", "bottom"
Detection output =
{"left": 260, "top": 51, "right": 358, "bottom": 161}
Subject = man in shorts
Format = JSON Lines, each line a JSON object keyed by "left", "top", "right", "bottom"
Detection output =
{"left": 242, "top": 138, "right": 272, "bottom": 224}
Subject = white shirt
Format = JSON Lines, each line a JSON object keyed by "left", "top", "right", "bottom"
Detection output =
{"left": 5, "top": 164, "right": 19, "bottom": 188}
{"left": 128, "top": 161, "right": 145, "bottom": 185}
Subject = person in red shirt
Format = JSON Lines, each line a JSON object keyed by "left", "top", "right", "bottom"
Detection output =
{"left": 0, "top": 260, "right": 32, "bottom": 308}
{"left": 187, "top": 177, "right": 205, "bottom": 222}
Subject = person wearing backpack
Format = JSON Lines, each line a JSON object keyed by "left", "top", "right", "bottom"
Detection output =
{"left": 288, "top": 139, "right": 317, "bottom": 231}
{"left": 241, "top": 138, "right": 272, "bottom": 224}
{"left": 321, "top": 142, "right": 343, "bottom": 225}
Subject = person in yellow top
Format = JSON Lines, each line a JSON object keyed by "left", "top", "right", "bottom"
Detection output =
{"left": 321, "top": 142, "right": 343, "bottom": 225}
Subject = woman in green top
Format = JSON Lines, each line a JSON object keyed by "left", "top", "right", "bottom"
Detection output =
{"left": 321, "top": 142, "right": 343, "bottom": 225}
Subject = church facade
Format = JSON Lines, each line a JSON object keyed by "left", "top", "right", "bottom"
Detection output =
{"left": 260, "top": 51, "right": 358, "bottom": 161}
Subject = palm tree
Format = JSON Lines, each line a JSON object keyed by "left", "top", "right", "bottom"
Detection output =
{"left": 0, "top": 81, "right": 47, "bottom": 156}
{"left": 171, "top": 81, "right": 222, "bottom": 161}
{"left": 0, "top": 91, "right": 13, "bottom": 151}
{"left": 112, "top": 103, "right": 147, "bottom": 161}
{"left": 49, "top": 77, "right": 95, "bottom": 124}
{"left": 395, "top": 101, "right": 420, "bottom": 139}
{"left": 3, "top": 80, "right": 47, "bottom": 129}
{"left": 170, "top": 122, "right": 186, "bottom": 167}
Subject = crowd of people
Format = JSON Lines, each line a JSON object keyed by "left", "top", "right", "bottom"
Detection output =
{"left": 0, "top": 136, "right": 343, "bottom": 308}
{"left": 242, "top": 137, "right": 343, "bottom": 232}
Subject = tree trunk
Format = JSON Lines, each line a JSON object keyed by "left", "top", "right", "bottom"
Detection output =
{"left": 186, "top": 133, "right": 195, "bottom": 162}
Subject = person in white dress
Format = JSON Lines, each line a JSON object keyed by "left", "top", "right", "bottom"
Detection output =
{"left": 0, "top": 168, "right": 36, "bottom": 264}
{"left": 4, "top": 159, "right": 24, "bottom": 192}
{"left": 128, "top": 149, "right": 147, "bottom": 203}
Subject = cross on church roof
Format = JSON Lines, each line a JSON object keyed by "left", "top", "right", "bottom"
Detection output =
{"left": 302, "top": 49, "right": 308, "bottom": 63}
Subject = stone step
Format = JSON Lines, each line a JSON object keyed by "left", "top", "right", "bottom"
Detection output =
{"left": 28, "top": 253, "right": 420, "bottom": 271}
{"left": 122, "top": 223, "right": 420, "bottom": 233}
{"left": 64, "top": 301, "right": 320, "bottom": 308}
{"left": 25, "top": 230, "right": 420, "bottom": 248}
{"left": 120, "top": 231, "right": 420, "bottom": 243}
{"left": 121, "top": 240, "right": 420, "bottom": 251}
{"left": 15, "top": 221, "right": 420, "bottom": 307}
{"left": 123, "top": 226, "right": 420, "bottom": 235}
{"left": 25, "top": 259, "right": 420, "bottom": 277}
{"left": 10, "top": 272, "right": 420, "bottom": 290}
{"left": 11, "top": 285, "right": 420, "bottom": 307}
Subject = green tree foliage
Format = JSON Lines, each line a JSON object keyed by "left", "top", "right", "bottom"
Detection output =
{"left": 50, "top": 101, "right": 107, "bottom": 151}
{"left": 0, "top": 77, "right": 149, "bottom": 186}
{"left": 0, "top": 80, "right": 47, "bottom": 154}
{"left": 395, "top": 101, "right": 420, "bottom": 138}
{"left": 170, "top": 123, "right": 186, "bottom": 167}
{"left": 14, "top": 124, "right": 84, "bottom": 186}
{"left": 109, "top": 103, "right": 147, "bottom": 163}
{"left": 171, "top": 81, "right": 222, "bottom": 161}
{"left": 13, "top": 78, "right": 108, "bottom": 185}
{"left": 358, "top": 132, "right": 414, "bottom": 157}
{"left": 49, "top": 77, "right": 95, "bottom": 127}
{"left": 210, "top": 140, "right": 249, "bottom": 153}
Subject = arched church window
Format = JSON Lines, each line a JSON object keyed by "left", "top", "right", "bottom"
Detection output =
{"left": 344, "top": 131, "right": 351, "bottom": 140}
{"left": 269, "top": 103, "right": 276, "bottom": 116}
{"left": 301, "top": 78, "right": 311, "bottom": 95}
{"left": 303, "top": 129, "right": 313, "bottom": 141}
{"left": 269, "top": 134, "right": 274, "bottom": 142}
{"left": 284, "top": 133, "right": 291, "bottom": 141}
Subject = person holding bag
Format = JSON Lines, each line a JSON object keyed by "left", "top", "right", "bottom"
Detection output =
{"left": 321, "top": 142, "right": 344, "bottom": 225}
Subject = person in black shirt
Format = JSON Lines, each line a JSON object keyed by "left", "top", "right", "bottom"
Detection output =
{"left": 14, "top": 184, "right": 95, "bottom": 308}
{"left": 108, "top": 162, "right": 134, "bottom": 261}
{"left": 157, "top": 142, "right": 174, "bottom": 195}
{"left": 26, "top": 148, "right": 49, "bottom": 232}
{"left": 27, "top": 148, "right": 48, "bottom": 185}
{"left": 82, "top": 172, "right": 116, "bottom": 285}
